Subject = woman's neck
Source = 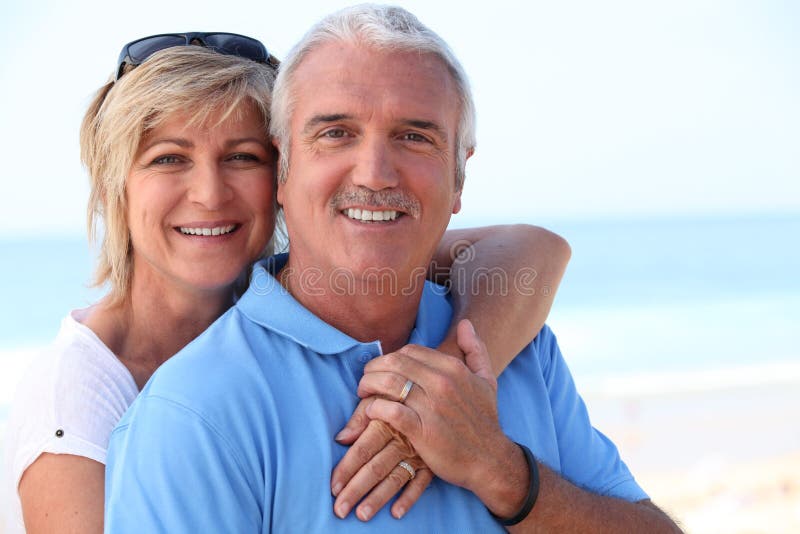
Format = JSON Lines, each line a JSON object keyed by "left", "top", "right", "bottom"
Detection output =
{"left": 84, "top": 275, "right": 235, "bottom": 389}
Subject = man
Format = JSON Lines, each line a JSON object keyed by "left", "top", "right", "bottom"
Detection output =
{"left": 105, "top": 5, "right": 681, "bottom": 532}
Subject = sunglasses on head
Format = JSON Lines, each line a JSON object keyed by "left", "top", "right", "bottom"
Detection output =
{"left": 116, "top": 32, "right": 275, "bottom": 80}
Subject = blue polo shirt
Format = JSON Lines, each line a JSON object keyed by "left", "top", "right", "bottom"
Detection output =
{"left": 105, "top": 255, "right": 646, "bottom": 533}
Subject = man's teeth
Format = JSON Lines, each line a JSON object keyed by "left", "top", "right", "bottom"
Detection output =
{"left": 179, "top": 224, "right": 237, "bottom": 236}
{"left": 344, "top": 208, "right": 399, "bottom": 222}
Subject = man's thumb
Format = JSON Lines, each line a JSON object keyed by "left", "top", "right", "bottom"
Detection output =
{"left": 457, "top": 319, "right": 495, "bottom": 383}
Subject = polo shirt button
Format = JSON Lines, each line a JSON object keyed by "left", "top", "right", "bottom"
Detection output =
{"left": 359, "top": 353, "right": 370, "bottom": 363}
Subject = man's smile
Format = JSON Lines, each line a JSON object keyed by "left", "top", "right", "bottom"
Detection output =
{"left": 342, "top": 208, "right": 402, "bottom": 222}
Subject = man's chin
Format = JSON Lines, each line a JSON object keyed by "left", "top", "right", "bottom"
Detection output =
{"left": 337, "top": 253, "right": 426, "bottom": 292}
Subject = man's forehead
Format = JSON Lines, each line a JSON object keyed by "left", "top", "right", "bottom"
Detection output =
{"left": 290, "top": 42, "right": 459, "bottom": 125}
{"left": 297, "top": 40, "right": 449, "bottom": 72}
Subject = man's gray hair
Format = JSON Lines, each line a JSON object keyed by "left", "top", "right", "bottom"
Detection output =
{"left": 270, "top": 3, "right": 476, "bottom": 188}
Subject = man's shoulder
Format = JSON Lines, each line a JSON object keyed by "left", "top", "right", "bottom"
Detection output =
{"left": 523, "top": 323, "right": 559, "bottom": 356}
{"left": 498, "top": 323, "right": 562, "bottom": 382}
{"left": 530, "top": 323, "right": 558, "bottom": 354}
{"left": 416, "top": 282, "right": 560, "bottom": 366}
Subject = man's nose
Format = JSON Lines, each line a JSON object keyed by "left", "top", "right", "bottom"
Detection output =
{"left": 186, "top": 162, "right": 234, "bottom": 209}
{"left": 350, "top": 137, "right": 399, "bottom": 190}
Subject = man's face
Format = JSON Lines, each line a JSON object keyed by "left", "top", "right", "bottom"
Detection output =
{"left": 277, "top": 42, "right": 464, "bottom": 287}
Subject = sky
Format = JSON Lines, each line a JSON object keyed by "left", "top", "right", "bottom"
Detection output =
{"left": 0, "top": 0, "right": 797, "bottom": 237}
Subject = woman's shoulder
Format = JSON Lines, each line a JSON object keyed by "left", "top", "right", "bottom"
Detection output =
{"left": 5, "top": 308, "right": 139, "bottom": 456}
{"left": 21, "top": 308, "right": 137, "bottom": 397}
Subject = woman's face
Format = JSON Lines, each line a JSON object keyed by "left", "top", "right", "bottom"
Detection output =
{"left": 125, "top": 99, "right": 275, "bottom": 296}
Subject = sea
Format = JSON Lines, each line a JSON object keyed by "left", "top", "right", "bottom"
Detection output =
{"left": 1, "top": 213, "right": 799, "bottom": 416}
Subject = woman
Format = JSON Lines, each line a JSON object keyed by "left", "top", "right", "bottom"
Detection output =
{"left": 3, "top": 33, "right": 570, "bottom": 533}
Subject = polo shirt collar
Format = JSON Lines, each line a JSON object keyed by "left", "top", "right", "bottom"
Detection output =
{"left": 236, "top": 255, "right": 450, "bottom": 355}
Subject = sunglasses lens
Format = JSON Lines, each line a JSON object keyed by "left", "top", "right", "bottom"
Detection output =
{"left": 203, "top": 34, "right": 267, "bottom": 62}
{"left": 116, "top": 32, "right": 271, "bottom": 81}
{"left": 126, "top": 35, "right": 187, "bottom": 64}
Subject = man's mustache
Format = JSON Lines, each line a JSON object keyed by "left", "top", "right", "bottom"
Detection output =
{"left": 330, "top": 188, "right": 421, "bottom": 218}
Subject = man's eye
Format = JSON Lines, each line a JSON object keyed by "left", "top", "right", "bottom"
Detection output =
{"left": 322, "top": 129, "right": 348, "bottom": 139}
{"left": 152, "top": 155, "right": 181, "bottom": 165}
{"left": 402, "top": 132, "right": 429, "bottom": 143}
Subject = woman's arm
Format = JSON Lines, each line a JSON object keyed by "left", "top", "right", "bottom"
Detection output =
{"left": 331, "top": 224, "right": 570, "bottom": 520}
{"left": 432, "top": 224, "right": 571, "bottom": 373}
{"left": 19, "top": 453, "right": 104, "bottom": 534}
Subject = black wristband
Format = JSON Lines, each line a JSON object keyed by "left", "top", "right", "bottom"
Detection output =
{"left": 490, "top": 442, "right": 539, "bottom": 526}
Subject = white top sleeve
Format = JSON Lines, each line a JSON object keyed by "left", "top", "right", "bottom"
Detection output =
{"left": 2, "top": 308, "right": 138, "bottom": 534}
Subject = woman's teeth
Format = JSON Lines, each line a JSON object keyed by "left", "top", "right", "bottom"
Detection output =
{"left": 179, "top": 224, "right": 237, "bottom": 236}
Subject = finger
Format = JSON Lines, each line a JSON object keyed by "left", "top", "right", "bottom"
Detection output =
{"left": 335, "top": 397, "right": 372, "bottom": 444}
{"left": 391, "top": 468, "right": 434, "bottom": 519}
{"left": 333, "top": 438, "right": 408, "bottom": 519}
{"left": 365, "top": 398, "right": 421, "bottom": 439}
{"left": 364, "top": 346, "right": 421, "bottom": 374}
{"left": 457, "top": 319, "right": 495, "bottom": 384}
{"left": 354, "top": 462, "right": 424, "bottom": 522}
{"left": 371, "top": 344, "right": 468, "bottom": 380}
{"left": 356, "top": 371, "right": 411, "bottom": 401}
{"left": 363, "top": 348, "right": 478, "bottom": 413}
{"left": 364, "top": 348, "right": 444, "bottom": 391}
{"left": 331, "top": 419, "right": 391, "bottom": 497}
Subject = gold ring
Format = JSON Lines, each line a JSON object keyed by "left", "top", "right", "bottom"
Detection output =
{"left": 398, "top": 461, "right": 416, "bottom": 480}
{"left": 398, "top": 379, "right": 414, "bottom": 403}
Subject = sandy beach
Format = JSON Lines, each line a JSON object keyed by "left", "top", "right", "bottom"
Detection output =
{"left": 641, "top": 451, "right": 800, "bottom": 534}
{"left": 583, "top": 369, "right": 800, "bottom": 533}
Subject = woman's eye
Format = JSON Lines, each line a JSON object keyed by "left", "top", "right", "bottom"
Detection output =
{"left": 229, "top": 153, "right": 259, "bottom": 162}
{"left": 152, "top": 155, "right": 181, "bottom": 165}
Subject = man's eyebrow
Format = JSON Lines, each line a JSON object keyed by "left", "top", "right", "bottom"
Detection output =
{"left": 300, "top": 115, "right": 449, "bottom": 142}
{"left": 401, "top": 119, "right": 448, "bottom": 142}
{"left": 302, "top": 114, "right": 353, "bottom": 134}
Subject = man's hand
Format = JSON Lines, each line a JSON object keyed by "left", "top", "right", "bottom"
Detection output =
{"left": 359, "top": 319, "right": 524, "bottom": 510}
{"left": 330, "top": 322, "right": 480, "bottom": 521}
{"left": 331, "top": 406, "right": 433, "bottom": 520}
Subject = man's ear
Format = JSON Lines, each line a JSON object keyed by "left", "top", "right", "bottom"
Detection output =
{"left": 451, "top": 148, "right": 472, "bottom": 215}
{"left": 276, "top": 156, "right": 286, "bottom": 206}
{"left": 274, "top": 136, "right": 286, "bottom": 205}
{"left": 276, "top": 172, "right": 285, "bottom": 206}
{"left": 452, "top": 191, "right": 462, "bottom": 214}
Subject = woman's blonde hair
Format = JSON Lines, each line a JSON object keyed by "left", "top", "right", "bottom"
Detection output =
{"left": 80, "top": 46, "right": 278, "bottom": 304}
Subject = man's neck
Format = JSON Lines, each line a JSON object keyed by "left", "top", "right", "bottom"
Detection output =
{"left": 279, "top": 259, "right": 426, "bottom": 354}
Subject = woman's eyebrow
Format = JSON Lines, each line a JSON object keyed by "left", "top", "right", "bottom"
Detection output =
{"left": 223, "top": 137, "right": 269, "bottom": 148}
{"left": 139, "top": 137, "right": 194, "bottom": 152}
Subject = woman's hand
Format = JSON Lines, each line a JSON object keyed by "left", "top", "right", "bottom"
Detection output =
{"left": 331, "top": 399, "right": 433, "bottom": 520}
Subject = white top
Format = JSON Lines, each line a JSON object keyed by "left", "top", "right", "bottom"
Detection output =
{"left": 2, "top": 309, "right": 138, "bottom": 534}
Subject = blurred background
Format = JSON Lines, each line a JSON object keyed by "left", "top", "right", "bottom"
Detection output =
{"left": 1, "top": 1, "right": 798, "bottom": 531}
